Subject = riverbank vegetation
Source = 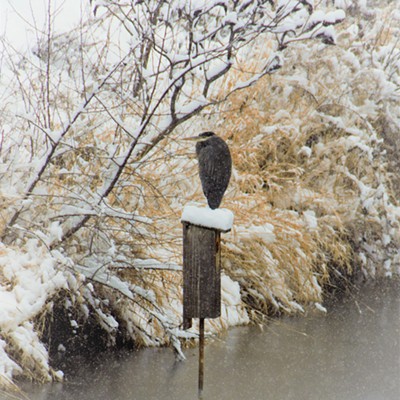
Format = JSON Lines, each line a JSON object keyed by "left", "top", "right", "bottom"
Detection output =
{"left": 1, "top": 0, "right": 399, "bottom": 390}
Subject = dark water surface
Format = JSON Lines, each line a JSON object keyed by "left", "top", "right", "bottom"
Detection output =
{"left": 15, "top": 280, "right": 400, "bottom": 400}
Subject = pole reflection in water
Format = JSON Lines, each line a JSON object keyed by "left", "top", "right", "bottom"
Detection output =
{"left": 20, "top": 280, "right": 400, "bottom": 400}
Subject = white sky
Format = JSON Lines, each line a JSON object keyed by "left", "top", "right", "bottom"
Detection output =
{"left": 0, "top": 0, "right": 84, "bottom": 51}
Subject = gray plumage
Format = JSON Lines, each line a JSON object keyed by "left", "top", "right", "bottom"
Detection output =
{"left": 194, "top": 132, "right": 232, "bottom": 209}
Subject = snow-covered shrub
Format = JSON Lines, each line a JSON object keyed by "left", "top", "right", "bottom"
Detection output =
{"left": 153, "top": 0, "right": 400, "bottom": 315}
{"left": 0, "top": 241, "right": 71, "bottom": 386}
{"left": 212, "top": 0, "right": 400, "bottom": 308}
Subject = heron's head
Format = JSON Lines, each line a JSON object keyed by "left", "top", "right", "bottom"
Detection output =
{"left": 183, "top": 131, "right": 216, "bottom": 142}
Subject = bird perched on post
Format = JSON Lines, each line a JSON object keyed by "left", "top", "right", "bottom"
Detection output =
{"left": 184, "top": 132, "right": 232, "bottom": 209}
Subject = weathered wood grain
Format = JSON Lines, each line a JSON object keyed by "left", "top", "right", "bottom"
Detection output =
{"left": 182, "top": 222, "right": 221, "bottom": 322}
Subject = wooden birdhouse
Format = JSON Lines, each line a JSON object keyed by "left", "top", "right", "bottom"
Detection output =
{"left": 181, "top": 206, "right": 233, "bottom": 329}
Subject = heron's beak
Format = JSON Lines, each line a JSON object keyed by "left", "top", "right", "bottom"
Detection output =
{"left": 182, "top": 135, "right": 208, "bottom": 142}
{"left": 182, "top": 136, "right": 201, "bottom": 141}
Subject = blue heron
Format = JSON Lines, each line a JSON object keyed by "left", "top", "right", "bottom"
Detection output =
{"left": 185, "top": 132, "right": 232, "bottom": 209}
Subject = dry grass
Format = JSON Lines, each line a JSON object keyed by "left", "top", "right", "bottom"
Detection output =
{"left": 131, "top": 16, "right": 399, "bottom": 319}
{"left": 101, "top": 15, "right": 399, "bottom": 324}
{"left": 117, "top": 56, "right": 390, "bottom": 323}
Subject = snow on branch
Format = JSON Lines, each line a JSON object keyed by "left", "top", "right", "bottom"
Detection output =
{"left": 75, "top": 263, "right": 189, "bottom": 359}
{"left": 1, "top": 0, "right": 346, "bottom": 247}
{"left": 2, "top": 53, "right": 132, "bottom": 240}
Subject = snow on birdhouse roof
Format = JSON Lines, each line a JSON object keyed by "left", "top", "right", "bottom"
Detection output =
{"left": 181, "top": 205, "right": 234, "bottom": 232}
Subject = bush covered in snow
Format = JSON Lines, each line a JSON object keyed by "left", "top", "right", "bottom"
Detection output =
{"left": 1, "top": 0, "right": 399, "bottom": 389}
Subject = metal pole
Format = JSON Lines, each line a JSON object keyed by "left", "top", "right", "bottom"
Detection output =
{"left": 198, "top": 317, "right": 205, "bottom": 397}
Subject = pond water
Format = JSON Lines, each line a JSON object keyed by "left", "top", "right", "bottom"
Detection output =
{"left": 15, "top": 280, "right": 400, "bottom": 400}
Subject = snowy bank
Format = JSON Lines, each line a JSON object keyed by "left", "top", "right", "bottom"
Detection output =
{"left": 0, "top": 242, "right": 71, "bottom": 387}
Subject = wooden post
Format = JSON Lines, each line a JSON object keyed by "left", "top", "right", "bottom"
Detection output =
{"left": 182, "top": 220, "right": 230, "bottom": 396}
{"left": 198, "top": 318, "right": 205, "bottom": 397}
